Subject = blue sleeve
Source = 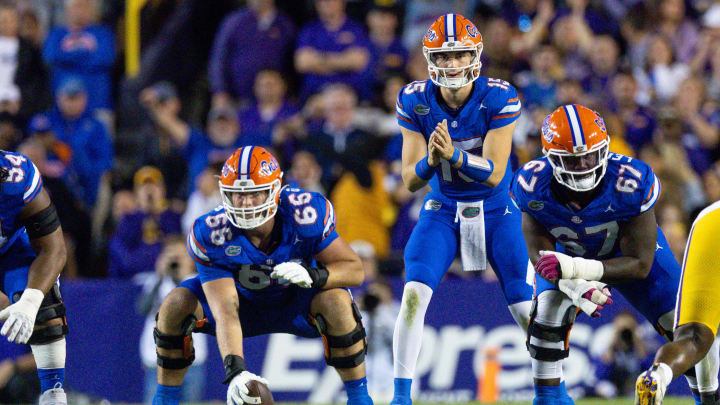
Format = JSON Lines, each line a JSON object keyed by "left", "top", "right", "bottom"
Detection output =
{"left": 636, "top": 162, "right": 660, "bottom": 213}
{"left": 1, "top": 152, "right": 43, "bottom": 206}
{"left": 509, "top": 171, "right": 528, "bottom": 213}
{"left": 291, "top": 191, "right": 339, "bottom": 254}
{"left": 207, "top": 14, "right": 237, "bottom": 93}
{"left": 487, "top": 81, "right": 522, "bottom": 130}
{"left": 187, "top": 218, "right": 234, "bottom": 283}
{"left": 396, "top": 86, "right": 421, "bottom": 133}
{"left": 197, "top": 262, "right": 234, "bottom": 284}
{"left": 19, "top": 156, "right": 43, "bottom": 206}
{"left": 85, "top": 26, "right": 116, "bottom": 70}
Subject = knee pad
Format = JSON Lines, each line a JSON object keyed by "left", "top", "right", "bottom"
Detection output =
{"left": 154, "top": 314, "right": 210, "bottom": 369}
{"left": 21, "top": 285, "right": 69, "bottom": 345}
{"left": 309, "top": 301, "right": 367, "bottom": 369}
{"left": 526, "top": 296, "right": 577, "bottom": 362}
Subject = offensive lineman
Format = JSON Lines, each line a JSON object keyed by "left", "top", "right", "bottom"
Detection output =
{"left": 511, "top": 105, "right": 719, "bottom": 405}
{"left": 0, "top": 150, "right": 69, "bottom": 405}
{"left": 152, "top": 146, "right": 373, "bottom": 405}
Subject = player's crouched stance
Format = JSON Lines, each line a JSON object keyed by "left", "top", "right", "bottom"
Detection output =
{"left": 0, "top": 152, "right": 69, "bottom": 405}
{"left": 510, "top": 105, "right": 719, "bottom": 405}
{"left": 152, "top": 146, "right": 373, "bottom": 405}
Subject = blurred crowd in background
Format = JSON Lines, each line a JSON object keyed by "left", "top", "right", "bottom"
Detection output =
{"left": 2, "top": 0, "right": 718, "bottom": 400}
{"left": 4, "top": 0, "right": 719, "bottom": 281}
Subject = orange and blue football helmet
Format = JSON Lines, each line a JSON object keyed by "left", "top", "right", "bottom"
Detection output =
{"left": 541, "top": 104, "right": 610, "bottom": 192}
{"left": 219, "top": 146, "right": 283, "bottom": 229}
{"left": 423, "top": 13, "right": 483, "bottom": 89}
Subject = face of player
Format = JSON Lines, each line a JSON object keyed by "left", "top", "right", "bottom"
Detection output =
{"left": 231, "top": 190, "right": 270, "bottom": 210}
{"left": 430, "top": 50, "right": 473, "bottom": 79}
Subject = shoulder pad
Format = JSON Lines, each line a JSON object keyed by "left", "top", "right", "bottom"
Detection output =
{"left": 281, "top": 188, "right": 336, "bottom": 240}
{"left": 1, "top": 151, "right": 43, "bottom": 204}
{"left": 605, "top": 154, "right": 660, "bottom": 214}
{"left": 510, "top": 158, "right": 552, "bottom": 210}
{"left": 187, "top": 208, "right": 233, "bottom": 266}
{"left": 483, "top": 79, "right": 521, "bottom": 129}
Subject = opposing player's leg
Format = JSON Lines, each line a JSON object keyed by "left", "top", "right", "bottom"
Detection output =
{"left": 153, "top": 283, "right": 207, "bottom": 405}
{"left": 3, "top": 260, "right": 69, "bottom": 405}
{"left": 636, "top": 207, "right": 720, "bottom": 405}
{"left": 391, "top": 200, "right": 458, "bottom": 405}
{"left": 484, "top": 202, "right": 575, "bottom": 404}
{"left": 309, "top": 288, "right": 372, "bottom": 405}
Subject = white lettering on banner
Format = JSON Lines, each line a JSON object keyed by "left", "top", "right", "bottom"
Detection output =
{"left": 479, "top": 325, "right": 531, "bottom": 390}
{"left": 263, "top": 334, "right": 324, "bottom": 390}
{"left": 430, "top": 326, "right": 483, "bottom": 388}
{"left": 259, "top": 321, "right": 636, "bottom": 400}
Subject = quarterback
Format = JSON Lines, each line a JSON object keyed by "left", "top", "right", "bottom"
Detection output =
{"left": 391, "top": 13, "right": 558, "bottom": 405}
{"left": 0, "top": 151, "right": 69, "bottom": 405}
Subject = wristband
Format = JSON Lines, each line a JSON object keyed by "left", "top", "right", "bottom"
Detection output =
{"left": 306, "top": 263, "right": 329, "bottom": 288}
{"left": 222, "top": 354, "right": 246, "bottom": 384}
{"left": 414, "top": 156, "right": 434, "bottom": 181}
{"left": 458, "top": 151, "right": 494, "bottom": 183}
{"left": 449, "top": 148, "right": 461, "bottom": 165}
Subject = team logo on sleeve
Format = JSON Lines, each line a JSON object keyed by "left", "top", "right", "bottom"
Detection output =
{"left": 225, "top": 245, "right": 242, "bottom": 256}
{"left": 414, "top": 104, "right": 431, "bottom": 115}
{"left": 425, "top": 200, "right": 442, "bottom": 211}
{"left": 528, "top": 200, "right": 544, "bottom": 211}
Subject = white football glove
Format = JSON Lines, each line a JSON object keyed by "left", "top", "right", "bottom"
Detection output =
{"left": 227, "top": 370, "right": 269, "bottom": 405}
{"left": 539, "top": 250, "right": 604, "bottom": 281}
{"left": 270, "top": 262, "right": 313, "bottom": 288}
{"left": 557, "top": 279, "right": 612, "bottom": 318}
{"left": 0, "top": 288, "right": 44, "bottom": 344}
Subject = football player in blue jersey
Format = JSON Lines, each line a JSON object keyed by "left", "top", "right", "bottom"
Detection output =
{"left": 391, "top": 13, "right": 560, "bottom": 405}
{"left": 0, "top": 151, "right": 69, "bottom": 405}
{"left": 510, "top": 105, "right": 719, "bottom": 405}
{"left": 152, "top": 146, "right": 373, "bottom": 405}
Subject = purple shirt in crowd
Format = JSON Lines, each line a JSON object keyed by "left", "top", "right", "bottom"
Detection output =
{"left": 208, "top": 8, "right": 295, "bottom": 100}
{"left": 108, "top": 210, "right": 182, "bottom": 279}
{"left": 238, "top": 101, "right": 300, "bottom": 147}
{"left": 295, "top": 17, "right": 370, "bottom": 100}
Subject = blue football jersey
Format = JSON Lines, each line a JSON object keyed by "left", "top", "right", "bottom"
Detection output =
{"left": 396, "top": 77, "right": 522, "bottom": 201}
{"left": 510, "top": 153, "right": 661, "bottom": 259}
{"left": 0, "top": 151, "right": 43, "bottom": 256}
{"left": 186, "top": 187, "right": 339, "bottom": 301}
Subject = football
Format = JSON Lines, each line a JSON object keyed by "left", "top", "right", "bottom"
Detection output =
{"left": 246, "top": 380, "right": 274, "bottom": 405}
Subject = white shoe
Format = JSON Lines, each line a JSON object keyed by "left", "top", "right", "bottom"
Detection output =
{"left": 635, "top": 363, "right": 667, "bottom": 405}
{"left": 39, "top": 387, "right": 67, "bottom": 405}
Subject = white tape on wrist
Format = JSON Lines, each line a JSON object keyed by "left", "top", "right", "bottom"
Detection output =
{"left": 571, "top": 257, "right": 604, "bottom": 281}
{"left": 20, "top": 289, "right": 44, "bottom": 311}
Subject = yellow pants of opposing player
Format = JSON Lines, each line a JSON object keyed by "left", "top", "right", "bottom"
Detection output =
{"left": 675, "top": 200, "right": 720, "bottom": 336}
